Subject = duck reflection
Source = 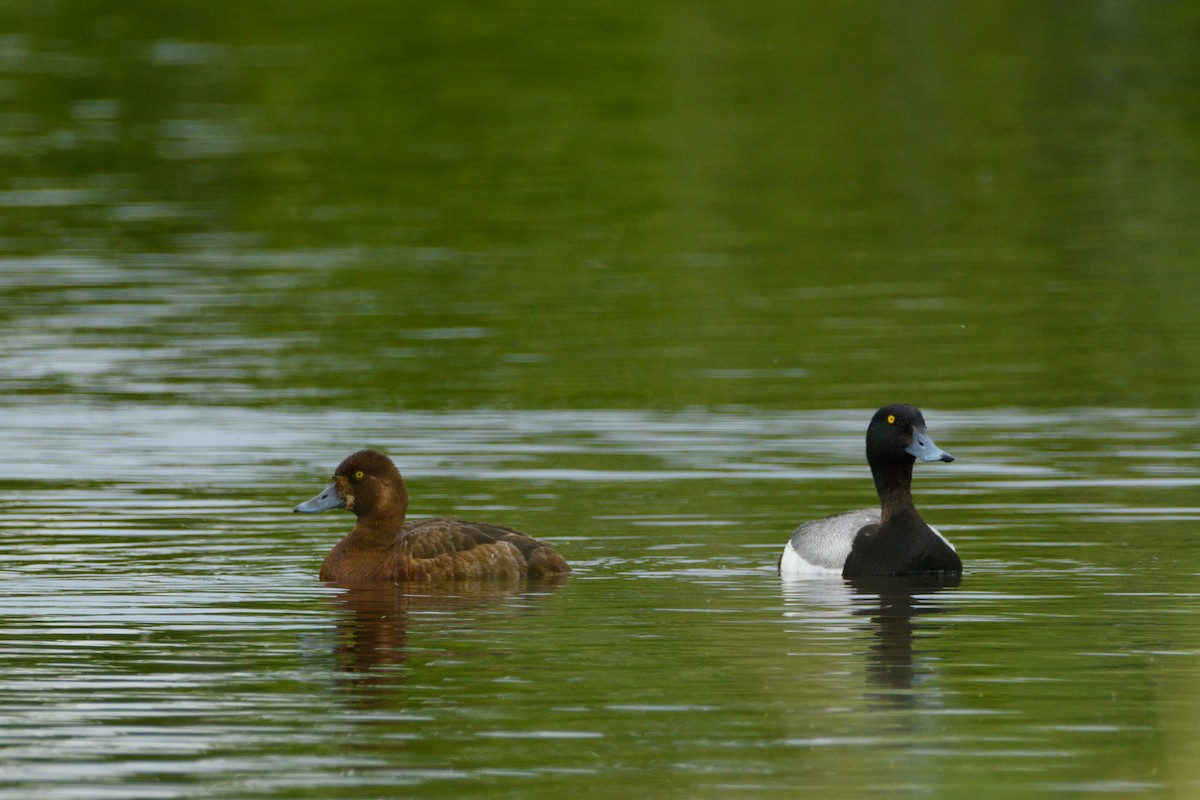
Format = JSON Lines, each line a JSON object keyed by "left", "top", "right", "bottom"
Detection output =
{"left": 846, "top": 575, "right": 960, "bottom": 708}
{"left": 325, "top": 583, "right": 413, "bottom": 683}
{"left": 323, "top": 577, "right": 569, "bottom": 704}
{"left": 781, "top": 574, "right": 960, "bottom": 710}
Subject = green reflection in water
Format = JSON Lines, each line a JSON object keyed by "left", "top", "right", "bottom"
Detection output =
{"left": 1, "top": 3, "right": 1199, "bottom": 411}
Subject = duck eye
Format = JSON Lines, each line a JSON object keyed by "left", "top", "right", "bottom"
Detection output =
{"left": 354, "top": 470, "right": 364, "bottom": 480}
{"left": 887, "top": 414, "right": 896, "bottom": 425}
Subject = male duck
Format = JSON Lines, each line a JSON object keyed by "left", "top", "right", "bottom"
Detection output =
{"left": 293, "top": 449, "right": 570, "bottom": 582}
{"left": 779, "top": 404, "right": 960, "bottom": 579}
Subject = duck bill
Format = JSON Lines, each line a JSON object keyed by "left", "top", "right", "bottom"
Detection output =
{"left": 293, "top": 482, "right": 346, "bottom": 513}
{"left": 906, "top": 429, "right": 954, "bottom": 463}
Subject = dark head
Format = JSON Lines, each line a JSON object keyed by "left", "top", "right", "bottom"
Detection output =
{"left": 866, "top": 404, "right": 954, "bottom": 469}
{"left": 293, "top": 449, "right": 409, "bottom": 522}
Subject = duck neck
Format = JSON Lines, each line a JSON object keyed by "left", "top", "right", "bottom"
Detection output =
{"left": 346, "top": 479, "right": 408, "bottom": 547}
{"left": 872, "top": 458, "right": 918, "bottom": 524}
{"left": 348, "top": 509, "right": 407, "bottom": 547}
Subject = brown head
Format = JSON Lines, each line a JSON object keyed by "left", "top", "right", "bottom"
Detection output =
{"left": 293, "top": 449, "right": 410, "bottom": 526}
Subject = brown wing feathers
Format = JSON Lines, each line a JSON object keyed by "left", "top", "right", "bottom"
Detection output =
{"left": 400, "top": 518, "right": 569, "bottom": 578}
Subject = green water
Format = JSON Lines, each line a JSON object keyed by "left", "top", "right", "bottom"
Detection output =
{"left": 2, "top": 2, "right": 1200, "bottom": 798}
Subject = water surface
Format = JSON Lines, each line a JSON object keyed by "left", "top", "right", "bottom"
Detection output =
{"left": 3, "top": 405, "right": 1200, "bottom": 798}
{"left": 3, "top": 2, "right": 1200, "bottom": 798}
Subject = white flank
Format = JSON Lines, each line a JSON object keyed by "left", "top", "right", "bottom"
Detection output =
{"left": 779, "top": 539, "right": 843, "bottom": 578}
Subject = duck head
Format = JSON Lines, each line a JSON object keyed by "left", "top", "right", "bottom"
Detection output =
{"left": 866, "top": 404, "right": 953, "bottom": 467}
{"left": 293, "top": 449, "right": 409, "bottom": 522}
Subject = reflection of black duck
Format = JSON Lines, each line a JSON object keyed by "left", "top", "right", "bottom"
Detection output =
{"left": 294, "top": 449, "right": 571, "bottom": 582}
{"left": 848, "top": 575, "right": 961, "bottom": 704}
{"left": 780, "top": 404, "right": 960, "bottom": 578}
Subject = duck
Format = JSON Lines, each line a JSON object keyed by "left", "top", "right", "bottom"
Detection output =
{"left": 293, "top": 449, "right": 571, "bottom": 582}
{"left": 779, "top": 404, "right": 960, "bottom": 579}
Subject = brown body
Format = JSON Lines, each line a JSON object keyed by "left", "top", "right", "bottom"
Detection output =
{"left": 295, "top": 449, "right": 571, "bottom": 583}
{"left": 319, "top": 517, "right": 571, "bottom": 582}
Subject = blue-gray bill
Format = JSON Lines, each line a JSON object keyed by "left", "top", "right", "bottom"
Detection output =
{"left": 906, "top": 430, "right": 954, "bottom": 463}
{"left": 293, "top": 482, "right": 346, "bottom": 513}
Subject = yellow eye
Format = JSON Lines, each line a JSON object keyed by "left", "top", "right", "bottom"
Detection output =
{"left": 887, "top": 414, "right": 896, "bottom": 424}
{"left": 354, "top": 470, "right": 364, "bottom": 480}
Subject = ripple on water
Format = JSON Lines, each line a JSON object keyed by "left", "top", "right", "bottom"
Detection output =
{"left": 1, "top": 402, "right": 1199, "bottom": 797}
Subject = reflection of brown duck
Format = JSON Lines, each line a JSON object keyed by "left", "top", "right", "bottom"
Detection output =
{"left": 329, "top": 583, "right": 412, "bottom": 679}
{"left": 325, "top": 580, "right": 568, "bottom": 699}
{"left": 293, "top": 450, "right": 571, "bottom": 582}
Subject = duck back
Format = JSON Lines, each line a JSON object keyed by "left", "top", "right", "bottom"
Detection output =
{"left": 319, "top": 518, "right": 570, "bottom": 583}
{"left": 401, "top": 518, "right": 571, "bottom": 579}
{"left": 780, "top": 508, "right": 879, "bottom": 577}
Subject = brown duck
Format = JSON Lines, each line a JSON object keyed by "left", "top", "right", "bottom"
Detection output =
{"left": 293, "top": 449, "right": 570, "bottom": 582}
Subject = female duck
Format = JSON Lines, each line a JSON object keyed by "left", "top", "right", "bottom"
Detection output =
{"left": 779, "top": 404, "right": 960, "bottom": 579}
{"left": 294, "top": 449, "right": 570, "bottom": 582}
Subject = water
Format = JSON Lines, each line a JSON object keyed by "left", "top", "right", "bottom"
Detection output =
{"left": 2, "top": 405, "right": 1199, "bottom": 798}
{"left": 3, "top": 2, "right": 1200, "bottom": 798}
